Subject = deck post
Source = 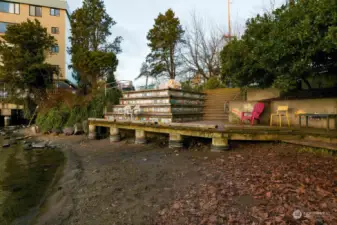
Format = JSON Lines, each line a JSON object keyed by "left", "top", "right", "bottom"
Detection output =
{"left": 135, "top": 130, "right": 147, "bottom": 144}
{"left": 88, "top": 124, "right": 96, "bottom": 140}
{"left": 211, "top": 137, "right": 230, "bottom": 152}
{"left": 4, "top": 116, "right": 10, "bottom": 127}
{"left": 110, "top": 127, "right": 120, "bottom": 142}
{"left": 169, "top": 133, "right": 183, "bottom": 149}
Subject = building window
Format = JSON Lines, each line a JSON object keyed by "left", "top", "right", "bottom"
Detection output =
{"left": 29, "top": 5, "right": 42, "bottom": 17}
{"left": 50, "top": 8, "right": 60, "bottom": 16}
{"left": 0, "top": 1, "right": 20, "bottom": 14}
{"left": 51, "top": 27, "right": 59, "bottom": 34}
{"left": 0, "top": 22, "right": 9, "bottom": 33}
{"left": 51, "top": 45, "right": 59, "bottom": 53}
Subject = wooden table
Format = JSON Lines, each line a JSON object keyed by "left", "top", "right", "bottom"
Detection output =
{"left": 298, "top": 113, "right": 337, "bottom": 131}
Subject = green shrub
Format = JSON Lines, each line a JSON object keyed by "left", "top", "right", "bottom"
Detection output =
{"left": 36, "top": 107, "right": 69, "bottom": 132}
{"left": 181, "top": 81, "right": 204, "bottom": 92}
{"left": 87, "top": 89, "right": 122, "bottom": 118}
{"left": 65, "top": 106, "right": 88, "bottom": 127}
{"left": 36, "top": 88, "right": 121, "bottom": 131}
{"left": 204, "top": 77, "right": 222, "bottom": 90}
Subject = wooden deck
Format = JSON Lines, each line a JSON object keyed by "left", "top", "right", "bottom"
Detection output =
{"left": 88, "top": 119, "right": 337, "bottom": 151}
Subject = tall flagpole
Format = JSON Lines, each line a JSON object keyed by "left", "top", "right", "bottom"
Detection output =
{"left": 228, "top": 0, "right": 231, "bottom": 39}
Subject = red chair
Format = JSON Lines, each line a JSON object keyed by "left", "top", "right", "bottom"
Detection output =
{"left": 240, "top": 102, "right": 265, "bottom": 126}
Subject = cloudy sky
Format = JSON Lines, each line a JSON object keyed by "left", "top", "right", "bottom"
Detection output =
{"left": 67, "top": 0, "right": 286, "bottom": 87}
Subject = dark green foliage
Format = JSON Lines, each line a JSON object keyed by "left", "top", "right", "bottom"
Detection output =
{"left": 36, "top": 107, "right": 69, "bottom": 132}
{"left": 0, "top": 19, "right": 59, "bottom": 112}
{"left": 35, "top": 89, "right": 121, "bottom": 131}
{"left": 221, "top": 0, "right": 337, "bottom": 91}
{"left": 146, "top": 9, "right": 184, "bottom": 79}
{"left": 69, "top": 0, "right": 121, "bottom": 92}
{"left": 65, "top": 106, "right": 88, "bottom": 127}
{"left": 181, "top": 81, "right": 203, "bottom": 92}
{"left": 87, "top": 89, "right": 121, "bottom": 118}
{"left": 105, "top": 88, "right": 122, "bottom": 105}
{"left": 203, "top": 77, "right": 223, "bottom": 90}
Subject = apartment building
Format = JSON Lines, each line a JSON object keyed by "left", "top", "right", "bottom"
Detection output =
{"left": 0, "top": 0, "right": 74, "bottom": 84}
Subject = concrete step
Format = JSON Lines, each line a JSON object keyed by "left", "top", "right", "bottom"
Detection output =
{"left": 283, "top": 140, "right": 337, "bottom": 151}
{"left": 203, "top": 110, "right": 228, "bottom": 113}
{"left": 203, "top": 116, "right": 229, "bottom": 120}
{"left": 204, "top": 98, "right": 238, "bottom": 101}
{"left": 204, "top": 114, "right": 228, "bottom": 117}
{"left": 204, "top": 118, "right": 229, "bottom": 121}
{"left": 203, "top": 108, "right": 228, "bottom": 110}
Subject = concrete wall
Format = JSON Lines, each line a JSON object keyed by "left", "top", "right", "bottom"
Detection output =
{"left": 229, "top": 98, "right": 337, "bottom": 129}
{"left": 271, "top": 98, "right": 337, "bottom": 129}
{"left": 229, "top": 100, "right": 271, "bottom": 125}
{"left": 247, "top": 88, "right": 280, "bottom": 101}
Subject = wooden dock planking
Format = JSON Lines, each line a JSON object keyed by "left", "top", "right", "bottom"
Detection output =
{"left": 88, "top": 119, "right": 337, "bottom": 151}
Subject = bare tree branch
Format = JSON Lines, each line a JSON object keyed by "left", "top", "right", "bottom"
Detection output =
{"left": 181, "top": 12, "right": 227, "bottom": 81}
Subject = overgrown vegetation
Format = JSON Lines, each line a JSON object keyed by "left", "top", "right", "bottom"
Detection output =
{"left": 181, "top": 76, "right": 226, "bottom": 92}
{"left": 69, "top": 0, "right": 122, "bottom": 94}
{"left": 36, "top": 89, "right": 121, "bottom": 133}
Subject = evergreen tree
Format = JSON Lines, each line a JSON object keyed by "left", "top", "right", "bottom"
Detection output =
{"left": 69, "top": 0, "right": 122, "bottom": 93}
{"left": 147, "top": 9, "right": 184, "bottom": 80}
{"left": 0, "top": 19, "right": 58, "bottom": 116}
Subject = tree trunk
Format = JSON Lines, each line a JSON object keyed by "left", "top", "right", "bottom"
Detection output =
{"left": 145, "top": 75, "right": 148, "bottom": 89}
{"left": 91, "top": 76, "right": 98, "bottom": 91}
{"left": 169, "top": 47, "right": 175, "bottom": 79}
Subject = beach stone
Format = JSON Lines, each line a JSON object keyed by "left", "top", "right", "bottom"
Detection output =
{"left": 63, "top": 127, "right": 74, "bottom": 136}
{"left": 32, "top": 142, "right": 46, "bottom": 149}
{"left": 9, "top": 138, "right": 17, "bottom": 145}
{"left": 2, "top": 141, "right": 10, "bottom": 148}
{"left": 48, "top": 144, "right": 57, "bottom": 149}
{"left": 7, "top": 126, "right": 16, "bottom": 131}
{"left": 31, "top": 125, "right": 40, "bottom": 135}
{"left": 52, "top": 128, "right": 62, "bottom": 135}
{"left": 23, "top": 143, "right": 32, "bottom": 151}
{"left": 74, "top": 123, "right": 84, "bottom": 135}
{"left": 15, "top": 136, "right": 24, "bottom": 141}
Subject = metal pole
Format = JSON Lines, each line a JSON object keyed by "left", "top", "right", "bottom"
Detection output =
{"left": 228, "top": 0, "right": 232, "bottom": 39}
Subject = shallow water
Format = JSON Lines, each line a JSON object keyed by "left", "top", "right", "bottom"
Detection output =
{"left": 0, "top": 137, "right": 64, "bottom": 225}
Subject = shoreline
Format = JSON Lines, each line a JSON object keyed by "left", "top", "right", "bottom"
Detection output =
{"left": 0, "top": 130, "right": 69, "bottom": 225}
{"left": 32, "top": 134, "right": 84, "bottom": 225}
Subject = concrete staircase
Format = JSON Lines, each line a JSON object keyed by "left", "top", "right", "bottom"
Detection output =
{"left": 203, "top": 88, "right": 244, "bottom": 121}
